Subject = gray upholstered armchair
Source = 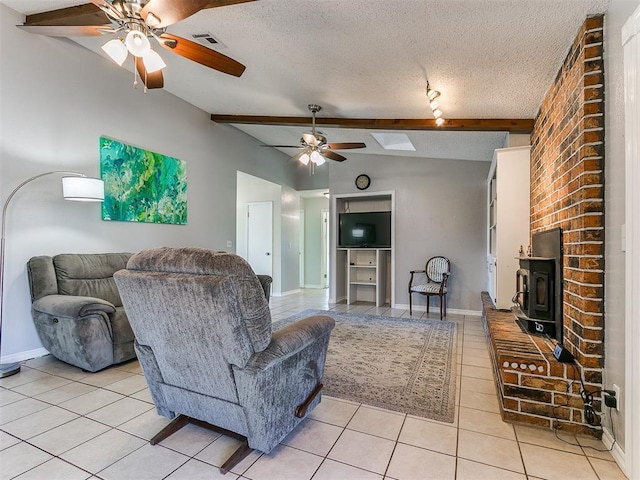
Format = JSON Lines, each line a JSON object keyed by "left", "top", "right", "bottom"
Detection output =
{"left": 27, "top": 253, "right": 135, "bottom": 372}
{"left": 113, "top": 247, "right": 335, "bottom": 474}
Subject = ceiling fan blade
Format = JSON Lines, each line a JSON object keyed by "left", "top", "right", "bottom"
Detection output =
{"left": 158, "top": 33, "right": 246, "bottom": 77}
{"left": 322, "top": 150, "right": 347, "bottom": 162}
{"left": 327, "top": 142, "right": 367, "bottom": 150}
{"left": 141, "top": 0, "right": 211, "bottom": 28}
{"left": 135, "top": 57, "right": 164, "bottom": 89}
{"left": 17, "top": 24, "right": 112, "bottom": 37}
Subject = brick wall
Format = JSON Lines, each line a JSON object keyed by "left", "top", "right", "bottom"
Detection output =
{"left": 530, "top": 15, "right": 605, "bottom": 371}
{"left": 484, "top": 15, "right": 605, "bottom": 436}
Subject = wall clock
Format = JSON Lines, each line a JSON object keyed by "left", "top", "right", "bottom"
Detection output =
{"left": 355, "top": 174, "right": 371, "bottom": 190}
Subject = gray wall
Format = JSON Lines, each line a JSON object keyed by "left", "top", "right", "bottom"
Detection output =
{"left": 603, "top": 0, "right": 638, "bottom": 455}
{"left": 296, "top": 162, "right": 330, "bottom": 191}
{"left": 329, "top": 153, "right": 489, "bottom": 312}
{"left": 0, "top": 4, "right": 296, "bottom": 360}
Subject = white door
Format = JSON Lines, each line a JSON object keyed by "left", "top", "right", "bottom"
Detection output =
{"left": 247, "top": 202, "right": 273, "bottom": 276}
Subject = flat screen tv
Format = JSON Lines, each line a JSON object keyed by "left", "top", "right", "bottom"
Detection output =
{"left": 338, "top": 211, "right": 391, "bottom": 248}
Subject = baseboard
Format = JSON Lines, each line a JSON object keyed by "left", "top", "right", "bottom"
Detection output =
{"left": 272, "top": 289, "right": 301, "bottom": 297}
{"left": 449, "top": 308, "right": 482, "bottom": 316}
{"left": 602, "top": 425, "right": 627, "bottom": 476}
{"left": 393, "top": 303, "right": 482, "bottom": 317}
{"left": 1, "top": 347, "right": 49, "bottom": 364}
{"left": 303, "top": 284, "right": 324, "bottom": 289}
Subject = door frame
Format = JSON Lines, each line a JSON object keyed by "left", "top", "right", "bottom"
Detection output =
{"left": 623, "top": 7, "right": 640, "bottom": 478}
{"left": 321, "top": 210, "right": 330, "bottom": 288}
{"left": 299, "top": 209, "right": 305, "bottom": 288}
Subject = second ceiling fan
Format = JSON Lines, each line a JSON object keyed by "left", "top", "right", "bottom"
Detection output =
{"left": 263, "top": 105, "right": 366, "bottom": 165}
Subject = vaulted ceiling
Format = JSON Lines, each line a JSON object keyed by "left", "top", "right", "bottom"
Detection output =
{"left": 3, "top": 0, "right": 611, "bottom": 161}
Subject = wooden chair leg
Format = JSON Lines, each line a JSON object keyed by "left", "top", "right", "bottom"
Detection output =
{"left": 150, "top": 415, "right": 190, "bottom": 445}
{"left": 440, "top": 294, "right": 443, "bottom": 320}
{"left": 426, "top": 295, "right": 430, "bottom": 315}
{"left": 444, "top": 294, "right": 447, "bottom": 318}
{"left": 409, "top": 292, "right": 413, "bottom": 315}
{"left": 296, "top": 383, "right": 323, "bottom": 418}
{"left": 149, "top": 414, "right": 254, "bottom": 475}
{"left": 220, "top": 441, "right": 253, "bottom": 475}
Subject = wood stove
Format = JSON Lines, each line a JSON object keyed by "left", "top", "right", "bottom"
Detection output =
{"left": 511, "top": 227, "right": 563, "bottom": 342}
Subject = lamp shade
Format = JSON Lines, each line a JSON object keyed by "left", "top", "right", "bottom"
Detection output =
{"left": 299, "top": 152, "right": 310, "bottom": 165}
{"left": 125, "top": 30, "right": 151, "bottom": 57}
{"left": 143, "top": 49, "right": 167, "bottom": 73}
{"left": 427, "top": 88, "right": 440, "bottom": 101}
{"left": 102, "top": 39, "right": 128, "bottom": 66}
{"left": 310, "top": 151, "right": 325, "bottom": 165}
{"left": 62, "top": 177, "right": 105, "bottom": 202}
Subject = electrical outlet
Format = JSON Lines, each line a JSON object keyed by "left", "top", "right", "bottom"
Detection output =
{"left": 226, "top": 240, "right": 232, "bottom": 248}
{"left": 613, "top": 384, "right": 621, "bottom": 411}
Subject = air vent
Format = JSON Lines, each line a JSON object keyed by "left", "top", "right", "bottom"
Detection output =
{"left": 191, "top": 32, "right": 226, "bottom": 49}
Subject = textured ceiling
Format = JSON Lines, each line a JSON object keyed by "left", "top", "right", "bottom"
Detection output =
{"left": 2, "top": 0, "right": 611, "bottom": 161}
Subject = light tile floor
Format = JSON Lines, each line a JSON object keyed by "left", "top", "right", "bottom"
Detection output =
{"left": 0, "top": 289, "right": 627, "bottom": 480}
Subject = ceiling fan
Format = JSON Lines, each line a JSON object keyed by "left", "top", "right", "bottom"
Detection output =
{"left": 262, "top": 104, "right": 366, "bottom": 166}
{"left": 18, "top": 0, "right": 248, "bottom": 90}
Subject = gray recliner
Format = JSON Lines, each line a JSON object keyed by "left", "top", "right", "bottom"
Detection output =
{"left": 113, "top": 247, "right": 335, "bottom": 474}
{"left": 27, "top": 253, "right": 136, "bottom": 372}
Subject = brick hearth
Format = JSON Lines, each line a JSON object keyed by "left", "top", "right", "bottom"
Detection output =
{"left": 481, "top": 293, "right": 601, "bottom": 436}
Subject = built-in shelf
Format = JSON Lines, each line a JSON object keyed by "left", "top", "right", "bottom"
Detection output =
{"left": 331, "top": 192, "right": 395, "bottom": 307}
{"left": 346, "top": 248, "right": 389, "bottom": 306}
{"left": 486, "top": 146, "right": 531, "bottom": 309}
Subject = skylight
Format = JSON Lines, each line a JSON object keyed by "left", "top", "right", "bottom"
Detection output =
{"left": 370, "top": 132, "right": 416, "bottom": 151}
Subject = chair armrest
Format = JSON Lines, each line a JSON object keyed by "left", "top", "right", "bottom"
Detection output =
{"left": 256, "top": 274, "right": 272, "bottom": 299}
{"left": 408, "top": 269, "right": 426, "bottom": 288}
{"left": 245, "top": 315, "right": 335, "bottom": 371}
{"left": 32, "top": 294, "right": 116, "bottom": 318}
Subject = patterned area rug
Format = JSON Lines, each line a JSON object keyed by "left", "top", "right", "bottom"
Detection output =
{"left": 275, "top": 309, "right": 457, "bottom": 423}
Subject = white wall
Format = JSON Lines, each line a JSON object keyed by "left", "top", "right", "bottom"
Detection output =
{"left": 279, "top": 185, "right": 303, "bottom": 294}
{"left": 303, "top": 197, "right": 329, "bottom": 287}
{"left": 236, "top": 171, "right": 283, "bottom": 294}
{"left": 0, "top": 4, "right": 296, "bottom": 361}
{"left": 604, "top": 0, "right": 640, "bottom": 459}
{"left": 329, "top": 153, "right": 489, "bottom": 312}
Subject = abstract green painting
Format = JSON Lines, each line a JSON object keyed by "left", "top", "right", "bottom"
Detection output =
{"left": 100, "top": 136, "right": 187, "bottom": 224}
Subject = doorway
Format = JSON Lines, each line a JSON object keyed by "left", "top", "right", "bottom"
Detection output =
{"left": 246, "top": 202, "right": 273, "bottom": 276}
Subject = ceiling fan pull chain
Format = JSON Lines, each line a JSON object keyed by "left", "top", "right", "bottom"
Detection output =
{"left": 133, "top": 57, "right": 138, "bottom": 89}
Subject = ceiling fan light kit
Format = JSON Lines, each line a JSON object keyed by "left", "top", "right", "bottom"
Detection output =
{"left": 101, "top": 38, "right": 128, "bottom": 65}
{"left": 124, "top": 29, "right": 150, "bottom": 56}
{"left": 142, "top": 49, "right": 166, "bottom": 73}
{"left": 426, "top": 82, "right": 446, "bottom": 126}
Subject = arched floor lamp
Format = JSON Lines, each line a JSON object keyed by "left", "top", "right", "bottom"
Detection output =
{"left": 0, "top": 171, "right": 104, "bottom": 378}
